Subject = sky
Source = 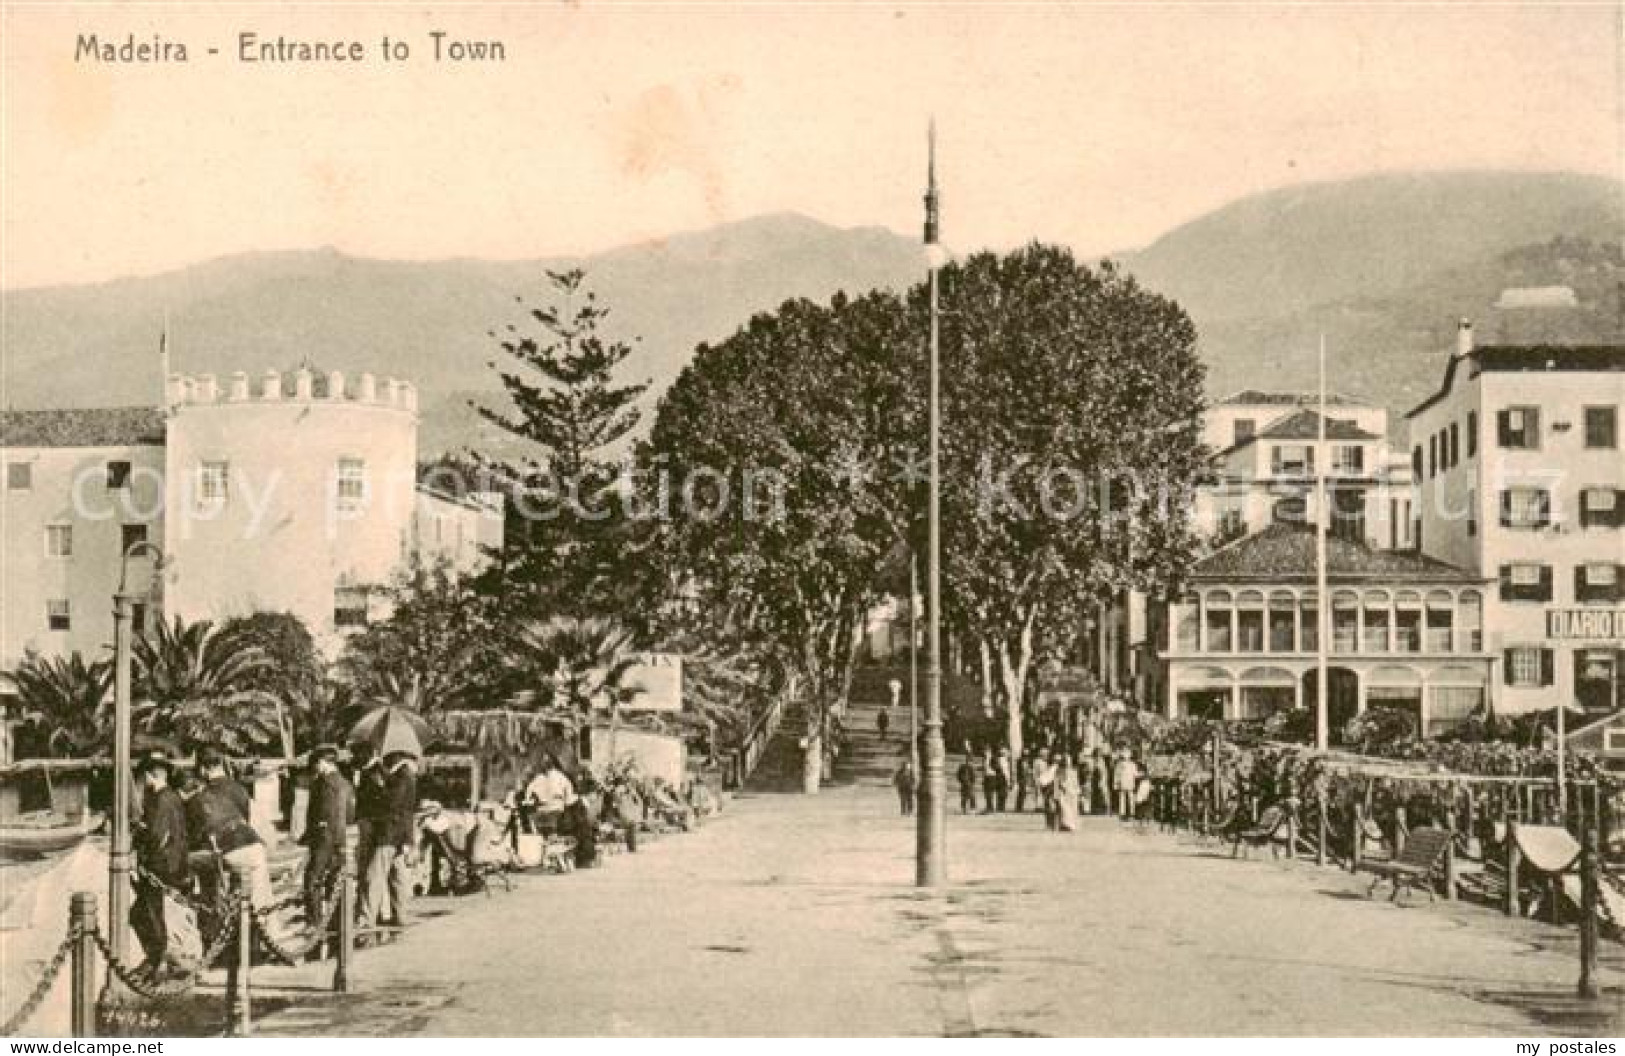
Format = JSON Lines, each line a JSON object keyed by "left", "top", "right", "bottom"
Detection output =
{"left": 1, "top": 3, "right": 1620, "bottom": 289}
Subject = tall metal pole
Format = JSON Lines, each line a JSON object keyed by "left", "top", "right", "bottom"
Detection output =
{"left": 109, "top": 593, "right": 133, "bottom": 974}
{"left": 910, "top": 551, "right": 920, "bottom": 775}
{"left": 1315, "top": 335, "right": 1330, "bottom": 751}
{"left": 917, "top": 118, "right": 947, "bottom": 887}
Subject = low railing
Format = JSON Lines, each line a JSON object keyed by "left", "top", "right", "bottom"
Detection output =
{"left": 728, "top": 694, "right": 786, "bottom": 789}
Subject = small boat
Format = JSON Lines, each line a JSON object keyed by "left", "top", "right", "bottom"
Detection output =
{"left": 0, "top": 813, "right": 102, "bottom": 859}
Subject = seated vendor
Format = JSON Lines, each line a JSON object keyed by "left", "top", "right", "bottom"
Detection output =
{"left": 523, "top": 756, "right": 575, "bottom": 836}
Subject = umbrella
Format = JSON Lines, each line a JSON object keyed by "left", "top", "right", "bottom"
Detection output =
{"left": 347, "top": 706, "right": 433, "bottom": 759}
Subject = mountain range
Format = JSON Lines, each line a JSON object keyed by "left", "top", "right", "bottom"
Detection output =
{"left": 3, "top": 170, "right": 1620, "bottom": 452}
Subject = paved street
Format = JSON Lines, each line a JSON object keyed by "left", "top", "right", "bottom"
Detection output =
{"left": 250, "top": 775, "right": 1622, "bottom": 1037}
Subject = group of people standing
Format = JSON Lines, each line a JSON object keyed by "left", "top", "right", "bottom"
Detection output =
{"left": 128, "top": 742, "right": 422, "bottom": 976}
{"left": 130, "top": 747, "right": 280, "bottom": 979}
{"left": 949, "top": 743, "right": 1149, "bottom": 832}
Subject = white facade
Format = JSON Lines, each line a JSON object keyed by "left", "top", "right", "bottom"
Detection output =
{"left": 1, "top": 422, "right": 166, "bottom": 670}
{"left": 2, "top": 367, "right": 501, "bottom": 674}
{"left": 1405, "top": 325, "right": 1625, "bottom": 716}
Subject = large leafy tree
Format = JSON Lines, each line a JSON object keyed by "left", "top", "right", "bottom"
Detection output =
{"left": 647, "top": 291, "right": 922, "bottom": 789}
{"left": 475, "top": 269, "right": 651, "bottom": 619}
{"left": 217, "top": 610, "right": 325, "bottom": 755}
{"left": 338, "top": 559, "right": 512, "bottom": 713}
{"left": 937, "top": 246, "right": 1207, "bottom": 757}
{"left": 3, "top": 650, "right": 112, "bottom": 758}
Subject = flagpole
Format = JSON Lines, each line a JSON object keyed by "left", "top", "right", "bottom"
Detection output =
{"left": 917, "top": 118, "right": 947, "bottom": 887}
{"left": 1315, "top": 335, "right": 1329, "bottom": 751}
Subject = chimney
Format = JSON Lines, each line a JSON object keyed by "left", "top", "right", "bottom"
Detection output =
{"left": 293, "top": 368, "right": 313, "bottom": 400}
{"left": 1455, "top": 318, "right": 1474, "bottom": 358}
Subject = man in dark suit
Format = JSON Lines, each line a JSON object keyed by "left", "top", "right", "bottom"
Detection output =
{"left": 359, "top": 751, "right": 418, "bottom": 934}
{"left": 132, "top": 751, "right": 189, "bottom": 976}
{"left": 301, "top": 744, "right": 353, "bottom": 930}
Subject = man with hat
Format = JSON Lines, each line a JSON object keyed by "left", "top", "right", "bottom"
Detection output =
{"left": 301, "top": 744, "right": 353, "bottom": 929}
{"left": 187, "top": 748, "right": 272, "bottom": 907}
{"left": 132, "top": 751, "right": 189, "bottom": 976}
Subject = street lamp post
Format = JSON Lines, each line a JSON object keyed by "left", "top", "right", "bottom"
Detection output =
{"left": 917, "top": 120, "right": 947, "bottom": 887}
{"left": 108, "top": 541, "right": 163, "bottom": 981}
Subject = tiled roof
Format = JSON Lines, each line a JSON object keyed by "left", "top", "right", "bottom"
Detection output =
{"left": 1406, "top": 344, "right": 1625, "bottom": 419}
{"left": 1216, "top": 390, "right": 1365, "bottom": 408}
{"left": 1255, "top": 409, "right": 1379, "bottom": 442}
{"left": 0, "top": 407, "right": 166, "bottom": 448}
{"left": 1192, "top": 523, "right": 1480, "bottom": 583}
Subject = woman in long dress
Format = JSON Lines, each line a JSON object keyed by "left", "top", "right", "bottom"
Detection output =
{"left": 1054, "top": 758, "right": 1080, "bottom": 832}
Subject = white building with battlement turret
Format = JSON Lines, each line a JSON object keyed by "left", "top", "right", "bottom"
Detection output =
{"left": 0, "top": 368, "right": 502, "bottom": 680}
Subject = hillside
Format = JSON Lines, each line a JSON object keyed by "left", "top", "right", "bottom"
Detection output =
{"left": 3, "top": 171, "right": 1622, "bottom": 451}
{"left": 0, "top": 214, "right": 924, "bottom": 453}
{"left": 1118, "top": 171, "right": 1624, "bottom": 415}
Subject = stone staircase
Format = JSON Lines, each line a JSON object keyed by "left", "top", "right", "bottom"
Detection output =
{"left": 838, "top": 665, "right": 919, "bottom": 785}
{"left": 740, "top": 695, "right": 810, "bottom": 794}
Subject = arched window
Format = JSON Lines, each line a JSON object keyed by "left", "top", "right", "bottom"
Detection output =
{"left": 1268, "top": 590, "right": 1296, "bottom": 652}
{"left": 1363, "top": 589, "right": 1392, "bottom": 653}
{"left": 1298, "top": 590, "right": 1319, "bottom": 653}
{"left": 1457, "top": 590, "right": 1483, "bottom": 652}
{"left": 1204, "top": 590, "right": 1233, "bottom": 652}
{"left": 1332, "top": 590, "right": 1360, "bottom": 653}
{"left": 1175, "top": 594, "right": 1200, "bottom": 653}
{"left": 1236, "top": 590, "right": 1265, "bottom": 652}
{"left": 1425, "top": 590, "right": 1454, "bottom": 652}
{"left": 1394, "top": 590, "right": 1423, "bottom": 652}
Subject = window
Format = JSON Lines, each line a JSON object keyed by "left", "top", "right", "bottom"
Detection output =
{"left": 1425, "top": 591, "right": 1454, "bottom": 652}
{"left": 6, "top": 462, "right": 32, "bottom": 490}
{"left": 121, "top": 524, "right": 148, "bottom": 552}
{"left": 1458, "top": 591, "right": 1483, "bottom": 652}
{"left": 1363, "top": 593, "right": 1391, "bottom": 653}
{"left": 1298, "top": 594, "right": 1318, "bottom": 653}
{"left": 1332, "top": 445, "right": 1365, "bottom": 475}
{"left": 45, "top": 525, "right": 72, "bottom": 557}
{"left": 106, "top": 460, "right": 131, "bottom": 489}
{"left": 1497, "top": 406, "right": 1540, "bottom": 449}
{"left": 46, "top": 599, "right": 70, "bottom": 632}
{"left": 1466, "top": 488, "right": 1478, "bottom": 538}
{"left": 1204, "top": 592, "right": 1233, "bottom": 652}
{"left": 1332, "top": 591, "right": 1360, "bottom": 653}
{"left": 1499, "top": 563, "right": 1553, "bottom": 603}
{"left": 1394, "top": 591, "right": 1422, "bottom": 653}
{"left": 1236, "top": 591, "right": 1265, "bottom": 653}
{"left": 1271, "top": 445, "right": 1313, "bottom": 476}
{"left": 1233, "top": 419, "right": 1255, "bottom": 446}
{"left": 1428, "top": 435, "right": 1437, "bottom": 478}
{"left": 1467, "top": 411, "right": 1478, "bottom": 457}
{"left": 335, "top": 457, "right": 366, "bottom": 509}
{"left": 198, "top": 461, "right": 229, "bottom": 504}
{"left": 1268, "top": 592, "right": 1295, "bottom": 652}
{"left": 1175, "top": 602, "right": 1200, "bottom": 653}
{"left": 1411, "top": 445, "right": 1423, "bottom": 479}
{"left": 1575, "top": 563, "right": 1621, "bottom": 604}
{"left": 1429, "top": 687, "right": 1484, "bottom": 737}
{"left": 1499, "top": 487, "right": 1551, "bottom": 529}
{"left": 1504, "top": 646, "right": 1553, "bottom": 688}
{"left": 334, "top": 586, "right": 370, "bottom": 629}
{"left": 1448, "top": 422, "right": 1459, "bottom": 468}
{"left": 1579, "top": 487, "right": 1621, "bottom": 528}
{"left": 1584, "top": 406, "right": 1618, "bottom": 449}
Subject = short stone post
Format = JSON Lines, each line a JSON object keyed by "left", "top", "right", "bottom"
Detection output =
{"left": 334, "top": 846, "right": 354, "bottom": 993}
{"left": 70, "top": 892, "right": 98, "bottom": 1038}
{"left": 1579, "top": 822, "right": 1600, "bottom": 999}
{"left": 1505, "top": 819, "right": 1521, "bottom": 917}
{"left": 226, "top": 862, "right": 254, "bottom": 1036}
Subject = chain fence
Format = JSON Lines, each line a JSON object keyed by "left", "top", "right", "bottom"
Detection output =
{"left": 1, "top": 868, "right": 347, "bottom": 1038}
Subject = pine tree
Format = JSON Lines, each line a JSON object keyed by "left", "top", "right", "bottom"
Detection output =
{"left": 475, "top": 269, "right": 651, "bottom": 619}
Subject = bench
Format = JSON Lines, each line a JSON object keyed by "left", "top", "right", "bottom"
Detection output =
{"left": 1231, "top": 804, "right": 1291, "bottom": 859}
{"left": 1361, "top": 826, "right": 1451, "bottom": 903}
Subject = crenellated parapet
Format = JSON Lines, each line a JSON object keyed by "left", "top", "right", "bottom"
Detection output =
{"left": 165, "top": 368, "right": 418, "bottom": 413}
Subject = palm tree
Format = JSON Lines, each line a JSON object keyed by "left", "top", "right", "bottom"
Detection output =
{"left": 2, "top": 650, "right": 112, "bottom": 758}
{"left": 134, "top": 615, "right": 283, "bottom": 757}
{"left": 514, "top": 617, "right": 644, "bottom": 760}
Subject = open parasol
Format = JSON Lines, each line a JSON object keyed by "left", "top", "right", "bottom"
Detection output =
{"left": 347, "top": 705, "right": 433, "bottom": 759}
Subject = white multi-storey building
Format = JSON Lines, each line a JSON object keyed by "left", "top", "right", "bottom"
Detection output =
{"left": 1406, "top": 320, "right": 1624, "bottom": 717}
{"left": 1, "top": 367, "right": 503, "bottom": 678}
